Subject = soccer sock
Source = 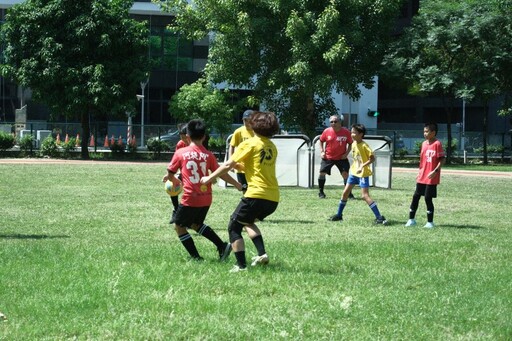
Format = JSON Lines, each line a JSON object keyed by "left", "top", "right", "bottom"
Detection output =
{"left": 197, "top": 224, "right": 224, "bottom": 249}
{"left": 337, "top": 200, "right": 347, "bottom": 217}
{"left": 369, "top": 201, "right": 382, "bottom": 218}
{"left": 425, "top": 197, "right": 434, "bottom": 222}
{"left": 318, "top": 176, "right": 326, "bottom": 192}
{"left": 170, "top": 195, "right": 179, "bottom": 210}
{"left": 234, "top": 251, "right": 247, "bottom": 268}
{"left": 178, "top": 232, "right": 200, "bottom": 258}
{"left": 409, "top": 193, "right": 421, "bottom": 219}
{"left": 251, "top": 235, "right": 266, "bottom": 256}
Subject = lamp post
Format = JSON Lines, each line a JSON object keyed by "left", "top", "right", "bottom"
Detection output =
{"left": 137, "top": 79, "right": 148, "bottom": 148}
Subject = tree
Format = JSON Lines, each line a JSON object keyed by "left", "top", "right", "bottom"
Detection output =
{"left": 157, "top": 0, "right": 403, "bottom": 137}
{"left": 382, "top": 0, "right": 512, "bottom": 163}
{"left": 1, "top": 0, "right": 148, "bottom": 159}
{"left": 169, "top": 78, "right": 236, "bottom": 137}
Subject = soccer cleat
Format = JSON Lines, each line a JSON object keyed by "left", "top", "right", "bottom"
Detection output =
{"left": 424, "top": 222, "right": 435, "bottom": 228}
{"left": 375, "top": 216, "right": 388, "bottom": 225}
{"left": 348, "top": 192, "right": 356, "bottom": 200}
{"left": 191, "top": 256, "right": 204, "bottom": 262}
{"left": 328, "top": 214, "right": 343, "bottom": 222}
{"left": 318, "top": 191, "right": 326, "bottom": 199}
{"left": 405, "top": 219, "right": 417, "bottom": 227}
{"left": 251, "top": 254, "right": 269, "bottom": 267}
{"left": 219, "top": 242, "right": 232, "bottom": 262}
{"left": 229, "top": 265, "right": 248, "bottom": 273}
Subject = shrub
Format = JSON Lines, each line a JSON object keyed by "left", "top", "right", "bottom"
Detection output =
{"left": 0, "top": 131, "right": 15, "bottom": 151}
{"left": 474, "top": 145, "right": 504, "bottom": 154}
{"left": 39, "top": 136, "right": 58, "bottom": 158}
{"left": 60, "top": 137, "right": 76, "bottom": 158}
{"left": 18, "top": 134, "right": 35, "bottom": 155}
{"left": 147, "top": 138, "right": 171, "bottom": 153}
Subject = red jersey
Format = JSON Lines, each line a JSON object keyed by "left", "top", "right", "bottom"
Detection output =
{"left": 167, "top": 144, "right": 219, "bottom": 207}
{"left": 417, "top": 139, "right": 445, "bottom": 185}
{"left": 319, "top": 127, "right": 353, "bottom": 160}
{"left": 175, "top": 139, "right": 188, "bottom": 150}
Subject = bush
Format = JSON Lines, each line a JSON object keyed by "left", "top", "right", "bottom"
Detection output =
{"left": 39, "top": 136, "right": 58, "bottom": 158}
{"left": 147, "top": 138, "right": 171, "bottom": 153}
{"left": 18, "top": 134, "right": 35, "bottom": 155}
{"left": 474, "top": 145, "right": 504, "bottom": 154}
{"left": 60, "top": 137, "right": 76, "bottom": 158}
{"left": 0, "top": 131, "right": 15, "bottom": 151}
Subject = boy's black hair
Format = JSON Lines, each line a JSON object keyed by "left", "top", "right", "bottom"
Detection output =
{"left": 425, "top": 123, "right": 438, "bottom": 135}
{"left": 351, "top": 123, "right": 367, "bottom": 137}
{"left": 251, "top": 111, "right": 280, "bottom": 137}
{"left": 186, "top": 119, "right": 206, "bottom": 140}
{"left": 179, "top": 124, "right": 187, "bottom": 135}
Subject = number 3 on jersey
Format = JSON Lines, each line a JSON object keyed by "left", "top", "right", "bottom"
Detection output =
{"left": 186, "top": 160, "right": 207, "bottom": 184}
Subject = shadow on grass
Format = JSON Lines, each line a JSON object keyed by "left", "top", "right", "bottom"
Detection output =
{"left": 445, "top": 224, "right": 483, "bottom": 230}
{"left": 265, "top": 219, "right": 317, "bottom": 224}
{"left": 0, "top": 233, "right": 71, "bottom": 240}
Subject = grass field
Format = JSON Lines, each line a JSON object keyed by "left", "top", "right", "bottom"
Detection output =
{"left": 1, "top": 162, "right": 511, "bottom": 340}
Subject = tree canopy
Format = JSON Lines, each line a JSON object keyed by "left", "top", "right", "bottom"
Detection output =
{"left": 169, "top": 78, "right": 235, "bottom": 138}
{"left": 382, "top": 0, "right": 512, "bottom": 162}
{"left": 157, "top": 0, "right": 402, "bottom": 137}
{"left": 1, "top": 0, "right": 148, "bottom": 158}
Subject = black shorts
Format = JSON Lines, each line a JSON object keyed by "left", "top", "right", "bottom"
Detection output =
{"left": 174, "top": 205, "right": 209, "bottom": 228}
{"left": 415, "top": 183, "right": 437, "bottom": 198}
{"left": 231, "top": 197, "right": 278, "bottom": 225}
{"left": 320, "top": 159, "right": 350, "bottom": 175}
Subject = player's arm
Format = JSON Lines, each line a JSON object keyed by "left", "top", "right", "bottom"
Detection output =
{"left": 220, "top": 173, "right": 243, "bottom": 191}
{"left": 428, "top": 157, "right": 445, "bottom": 179}
{"left": 342, "top": 142, "right": 351, "bottom": 159}
{"left": 201, "top": 159, "right": 237, "bottom": 185}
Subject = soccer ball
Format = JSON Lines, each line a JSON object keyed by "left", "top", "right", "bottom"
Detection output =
{"left": 165, "top": 180, "right": 182, "bottom": 196}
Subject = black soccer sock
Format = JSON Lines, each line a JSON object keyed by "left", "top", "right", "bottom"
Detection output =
{"left": 409, "top": 193, "right": 421, "bottom": 219}
{"left": 198, "top": 224, "right": 224, "bottom": 249}
{"left": 251, "top": 235, "right": 266, "bottom": 256}
{"left": 425, "top": 196, "right": 434, "bottom": 222}
{"left": 318, "top": 177, "right": 326, "bottom": 192}
{"left": 170, "top": 195, "right": 179, "bottom": 210}
{"left": 178, "top": 232, "right": 200, "bottom": 258}
{"left": 234, "top": 251, "right": 247, "bottom": 268}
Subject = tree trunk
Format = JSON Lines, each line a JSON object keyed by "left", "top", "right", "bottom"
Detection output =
{"left": 483, "top": 101, "right": 489, "bottom": 164}
{"left": 80, "top": 111, "right": 90, "bottom": 160}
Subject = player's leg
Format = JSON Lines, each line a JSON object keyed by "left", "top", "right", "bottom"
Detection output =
{"left": 318, "top": 160, "right": 332, "bottom": 198}
{"left": 174, "top": 223, "right": 202, "bottom": 260}
{"left": 359, "top": 177, "right": 386, "bottom": 224}
{"left": 423, "top": 185, "right": 437, "bottom": 228}
{"left": 406, "top": 184, "right": 424, "bottom": 226}
{"left": 190, "top": 207, "right": 231, "bottom": 260}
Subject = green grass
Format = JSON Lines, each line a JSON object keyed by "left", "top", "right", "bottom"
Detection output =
{"left": 1, "top": 163, "right": 511, "bottom": 340}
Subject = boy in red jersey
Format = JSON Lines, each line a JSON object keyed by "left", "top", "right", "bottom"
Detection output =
{"left": 318, "top": 114, "right": 354, "bottom": 199}
{"left": 405, "top": 123, "right": 445, "bottom": 228}
{"left": 163, "top": 119, "right": 242, "bottom": 261}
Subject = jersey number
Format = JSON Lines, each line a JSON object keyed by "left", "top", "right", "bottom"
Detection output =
{"left": 186, "top": 161, "right": 207, "bottom": 183}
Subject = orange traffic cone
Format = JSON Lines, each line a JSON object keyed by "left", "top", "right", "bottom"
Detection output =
{"left": 110, "top": 135, "right": 115, "bottom": 146}
{"left": 89, "top": 135, "right": 95, "bottom": 147}
{"left": 103, "top": 135, "right": 109, "bottom": 147}
{"left": 131, "top": 135, "right": 136, "bottom": 147}
{"left": 75, "top": 134, "right": 80, "bottom": 147}
{"left": 64, "top": 134, "right": 69, "bottom": 144}
{"left": 56, "top": 134, "right": 61, "bottom": 145}
{"left": 118, "top": 135, "right": 123, "bottom": 145}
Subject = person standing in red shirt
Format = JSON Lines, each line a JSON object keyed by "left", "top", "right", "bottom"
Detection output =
{"left": 405, "top": 123, "right": 445, "bottom": 228}
{"left": 163, "top": 119, "right": 242, "bottom": 261}
{"left": 318, "top": 114, "right": 354, "bottom": 199}
{"left": 168, "top": 125, "right": 190, "bottom": 224}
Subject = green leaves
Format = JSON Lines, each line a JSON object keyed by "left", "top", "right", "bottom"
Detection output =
{"left": 157, "top": 0, "right": 402, "bottom": 135}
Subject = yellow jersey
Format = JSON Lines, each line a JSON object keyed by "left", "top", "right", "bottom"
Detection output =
{"left": 350, "top": 140, "right": 373, "bottom": 178}
{"left": 231, "top": 135, "right": 279, "bottom": 202}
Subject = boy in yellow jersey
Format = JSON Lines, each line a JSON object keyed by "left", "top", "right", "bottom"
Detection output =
{"left": 329, "top": 124, "right": 387, "bottom": 225}
{"left": 201, "top": 111, "right": 280, "bottom": 272}
{"left": 229, "top": 110, "right": 255, "bottom": 192}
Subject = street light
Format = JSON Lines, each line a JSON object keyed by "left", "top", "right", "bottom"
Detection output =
{"left": 137, "top": 79, "right": 148, "bottom": 148}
